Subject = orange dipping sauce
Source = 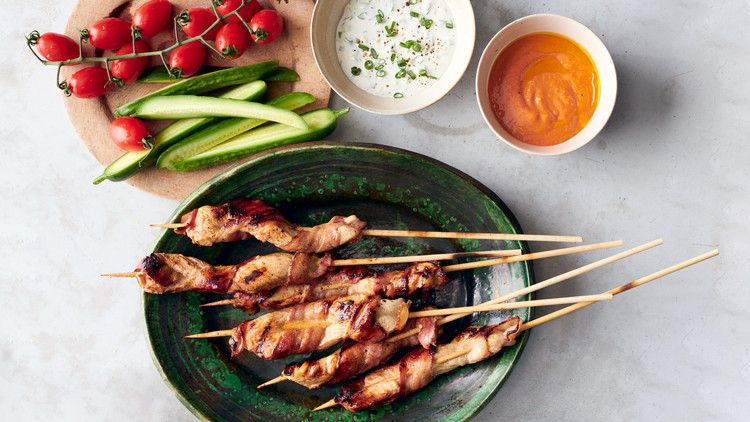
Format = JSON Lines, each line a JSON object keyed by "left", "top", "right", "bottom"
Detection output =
{"left": 488, "top": 33, "right": 599, "bottom": 146}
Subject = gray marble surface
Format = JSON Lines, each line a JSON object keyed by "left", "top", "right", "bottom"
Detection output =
{"left": 2, "top": 0, "right": 748, "bottom": 420}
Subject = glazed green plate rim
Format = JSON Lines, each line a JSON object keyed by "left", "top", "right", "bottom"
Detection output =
{"left": 143, "top": 141, "right": 534, "bottom": 421}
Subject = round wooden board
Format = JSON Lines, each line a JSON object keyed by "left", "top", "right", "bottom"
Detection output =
{"left": 63, "top": 0, "right": 331, "bottom": 199}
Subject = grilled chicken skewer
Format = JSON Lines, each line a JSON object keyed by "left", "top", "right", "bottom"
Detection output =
{"left": 125, "top": 252, "right": 332, "bottom": 294}
{"left": 261, "top": 311, "right": 443, "bottom": 390}
{"left": 209, "top": 262, "right": 448, "bottom": 315}
{"left": 314, "top": 249, "right": 719, "bottom": 412}
{"left": 154, "top": 199, "right": 582, "bottom": 250}
{"left": 187, "top": 293, "right": 611, "bottom": 361}
{"left": 260, "top": 242, "right": 647, "bottom": 390}
{"left": 167, "top": 199, "right": 367, "bottom": 251}
{"left": 325, "top": 317, "right": 523, "bottom": 412}
{"left": 186, "top": 294, "right": 411, "bottom": 360}
{"left": 201, "top": 240, "right": 625, "bottom": 313}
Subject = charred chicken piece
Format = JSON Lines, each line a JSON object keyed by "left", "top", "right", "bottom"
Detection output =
{"left": 228, "top": 294, "right": 411, "bottom": 360}
{"left": 175, "top": 199, "right": 367, "bottom": 252}
{"left": 135, "top": 252, "right": 331, "bottom": 294}
{"left": 334, "top": 316, "right": 522, "bottom": 411}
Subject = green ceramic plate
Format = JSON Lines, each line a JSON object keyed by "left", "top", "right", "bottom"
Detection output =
{"left": 145, "top": 142, "right": 534, "bottom": 421}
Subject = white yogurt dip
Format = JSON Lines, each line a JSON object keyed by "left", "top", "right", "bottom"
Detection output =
{"left": 335, "top": 0, "right": 455, "bottom": 99}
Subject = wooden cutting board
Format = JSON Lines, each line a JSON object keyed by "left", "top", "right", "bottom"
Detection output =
{"left": 63, "top": 0, "right": 331, "bottom": 199}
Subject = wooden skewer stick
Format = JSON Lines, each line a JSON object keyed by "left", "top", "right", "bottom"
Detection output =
{"left": 519, "top": 249, "right": 720, "bottom": 331}
{"left": 443, "top": 240, "right": 623, "bottom": 273}
{"left": 200, "top": 299, "right": 235, "bottom": 307}
{"left": 407, "top": 294, "right": 612, "bottom": 318}
{"left": 184, "top": 330, "right": 234, "bottom": 339}
{"left": 386, "top": 239, "right": 662, "bottom": 343}
{"left": 360, "top": 229, "right": 581, "bottom": 243}
{"left": 151, "top": 223, "right": 186, "bottom": 229}
{"left": 257, "top": 376, "right": 287, "bottom": 389}
{"left": 152, "top": 222, "right": 581, "bottom": 243}
{"left": 312, "top": 347, "right": 474, "bottom": 411}
{"left": 101, "top": 272, "right": 138, "bottom": 278}
{"left": 331, "top": 249, "right": 521, "bottom": 266}
{"left": 312, "top": 248, "right": 718, "bottom": 412}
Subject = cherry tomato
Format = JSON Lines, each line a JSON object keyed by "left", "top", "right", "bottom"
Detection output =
{"left": 110, "top": 40, "right": 150, "bottom": 83}
{"left": 215, "top": 23, "right": 251, "bottom": 59}
{"left": 35, "top": 32, "right": 80, "bottom": 62}
{"left": 88, "top": 17, "right": 133, "bottom": 50}
{"left": 68, "top": 66, "right": 110, "bottom": 98}
{"left": 179, "top": 8, "right": 219, "bottom": 40}
{"left": 216, "top": 0, "right": 262, "bottom": 24}
{"left": 110, "top": 117, "right": 152, "bottom": 151}
{"left": 133, "top": 0, "right": 173, "bottom": 39}
{"left": 248, "top": 9, "right": 284, "bottom": 45}
{"left": 169, "top": 41, "right": 207, "bottom": 77}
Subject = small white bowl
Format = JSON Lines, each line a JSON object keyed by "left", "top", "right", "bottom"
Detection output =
{"left": 310, "top": 0, "right": 475, "bottom": 115}
{"left": 475, "top": 14, "right": 617, "bottom": 155}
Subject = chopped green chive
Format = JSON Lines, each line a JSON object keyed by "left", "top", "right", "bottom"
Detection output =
{"left": 351, "top": 66, "right": 361, "bottom": 76}
{"left": 397, "top": 58, "right": 408, "bottom": 68}
{"left": 445, "top": 21, "right": 454, "bottom": 29}
{"left": 395, "top": 69, "right": 407, "bottom": 79}
{"left": 410, "top": 11, "right": 420, "bottom": 17}
{"left": 420, "top": 17, "right": 433, "bottom": 29}
{"left": 370, "top": 48, "right": 379, "bottom": 59}
{"left": 376, "top": 9, "right": 385, "bottom": 24}
{"left": 399, "top": 40, "right": 422, "bottom": 52}
{"left": 364, "top": 60, "right": 374, "bottom": 70}
{"left": 407, "top": 70, "right": 417, "bottom": 80}
{"left": 419, "top": 69, "right": 438, "bottom": 79}
{"left": 390, "top": 53, "right": 396, "bottom": 62}
{"left": 376, "top": 70, "right": 387, "bottom": 77}
{"left": 375, "top": 63, "right": 385, "bottom": 70}
{"left": 384, "top": 21, "right": 398, "bottom": 37}
{"left": 394, "top": 92, "right": 404, "bottom": 98}
{"left": 408, "top": 0, "right": 419, "bottom": 4}
{"left": 358, "top": 43, "right": 370, "bottom": 51}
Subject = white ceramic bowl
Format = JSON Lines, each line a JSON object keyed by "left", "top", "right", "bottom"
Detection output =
{"left": 475, "top": 14, "right": 617, "bottom": 155}
{"left": 310, "top": 0, "right": 475, "bottom": 115}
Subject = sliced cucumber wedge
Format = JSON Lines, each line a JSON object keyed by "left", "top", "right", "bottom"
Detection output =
{"left": 157, "top": 92, "right": 315, "bottom": 170}
{"left": 93, "top": 80, "right": 267, "bottom": 184}
{"left": 170, "top": 108, "right": 349, "bottom": 172}
{"left": 114, "top": 61, "right": 278, "bottom": 117}
{"left": 129, "top": 96, "right": 309, "bottom": 130}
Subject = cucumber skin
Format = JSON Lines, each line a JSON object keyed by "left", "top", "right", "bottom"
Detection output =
{"left": 263, "top": 68, "right": 300, "bottom": 82}
{"left": 171, "top": 109, "right": 347, "bottom": 172}
{"left": 93, "top": 81, "right": 267, "bottom": 184}
{"left": 138, "top": 66, "right": 299, "bottom": 84}
{"left": 115, "top": 61, "right": 278, "bottom": 117}
{"left": 156, "top": 92, "right": 315, "bottom": 169}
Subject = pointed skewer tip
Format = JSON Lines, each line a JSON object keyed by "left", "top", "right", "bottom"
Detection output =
{"left": 257, "top": 376, "right": 286, "bottom": 389}
{"left": 313, "top": 400, "right": 338, "bottom": 411}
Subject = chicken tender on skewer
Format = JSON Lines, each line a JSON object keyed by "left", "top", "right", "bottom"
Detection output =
{"left": 134, "top": 252, "right": 331, "bottom": 294}
{"left": 174, "top": 199, "right": 366, "bottom": 251}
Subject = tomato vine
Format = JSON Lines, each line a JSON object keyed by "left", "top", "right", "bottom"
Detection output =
{"left": 25, "top": 0, "right": 284, "bottom": 96}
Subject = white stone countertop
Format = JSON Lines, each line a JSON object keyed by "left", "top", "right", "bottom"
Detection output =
{"left": 1, "top": 0, "right": 748, "bottom": 420}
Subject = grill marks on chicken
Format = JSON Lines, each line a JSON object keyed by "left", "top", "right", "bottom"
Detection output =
{"left": 334, "top": 316, "right": 522, "bottom": 412}
{"left": 134, "top": 252, "right": 331, "bottom": 294}
{"left": 227, "top": 262, "right": 448, "bottom": 314}
{"left": 228, "top": 295, "right": 411, "bottom": 360}
{"left": 282, "top": 312, "right": 440, "bottom": 389}
{"left": 175, "top": 199, "right": 367, "bottom": 252}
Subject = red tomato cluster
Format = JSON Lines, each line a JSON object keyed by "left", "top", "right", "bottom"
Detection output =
{"left": 32, "top": 0, "right": 286, "bottom": 151}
